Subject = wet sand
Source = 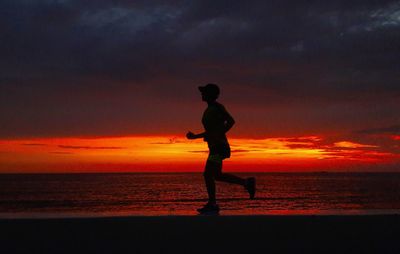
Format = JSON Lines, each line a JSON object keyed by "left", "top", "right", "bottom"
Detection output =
{"left": 1, "top": 215, "right": 400, "bottom": 254}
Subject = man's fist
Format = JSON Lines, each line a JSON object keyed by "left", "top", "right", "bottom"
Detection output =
{"left": 186, "top": 131, "right": 196, "bottom": 139}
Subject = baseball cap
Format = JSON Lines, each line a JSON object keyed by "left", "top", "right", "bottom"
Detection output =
{"left": 198, "top": 83, "right": 220, "bottom": 96}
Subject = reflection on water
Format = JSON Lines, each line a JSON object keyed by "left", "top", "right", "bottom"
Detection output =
{"left": 1, "top": 173, "right": 400, "bottom": 217}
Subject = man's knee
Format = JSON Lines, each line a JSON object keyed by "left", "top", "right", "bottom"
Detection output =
{"left": 214, "top": 172, "right": 223, "bottom": 181}
{"left": 203, "top": 164, "right": 217, "bottom": 178}
{"left": 203, "top": 163, "right": 220, "bottom": 179}
{"left": 203, "top": 170, "right": 213, "bottom": 179}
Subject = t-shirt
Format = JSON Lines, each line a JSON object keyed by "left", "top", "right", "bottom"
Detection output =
{"left": 201, "top": 102, "right": 232, "bottom": 157}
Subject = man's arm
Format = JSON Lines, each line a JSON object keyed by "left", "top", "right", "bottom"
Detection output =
{"left": 186, "top": 131, "right": 206, "bottom": 140}
{"left": 221, "top": 105, "right": 235, "bottom": 133}
{"left": 224, "top": 114, "right": 235, "bottom": 133}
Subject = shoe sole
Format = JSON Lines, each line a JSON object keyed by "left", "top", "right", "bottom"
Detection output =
{"left": 198, "top": 210, "right": 220, "bottom": 215}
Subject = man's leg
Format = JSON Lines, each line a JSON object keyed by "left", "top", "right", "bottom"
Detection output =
{"left": 214, "top": 172, "right": 246, "bottom": 186}
{"left": 197, "top": 156, "right": 221, "bottom": 213}
{"left": 212, "top": 157, "right": 256, "bottom": 199}
{"left": 211, "top": 155, "right": 245, "bottom": 185}
{"left": 203, "top": 158, "right": 220, "bottom": 204}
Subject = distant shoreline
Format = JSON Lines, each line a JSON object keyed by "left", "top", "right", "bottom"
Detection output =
{"left": 2, "top": 171, "right": 400, "bottom": 175}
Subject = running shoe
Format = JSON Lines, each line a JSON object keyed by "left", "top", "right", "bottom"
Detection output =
{"left": 197, "top": 202, "right": 220, "bottom": 214}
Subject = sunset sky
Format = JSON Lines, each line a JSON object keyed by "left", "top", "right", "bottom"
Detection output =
{"left": 0, "top": 1, "right": 399, "bottom": 172}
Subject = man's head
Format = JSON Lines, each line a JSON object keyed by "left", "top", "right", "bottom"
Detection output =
{"left": 198, "top": 83, "right": 220, "bottom": 102}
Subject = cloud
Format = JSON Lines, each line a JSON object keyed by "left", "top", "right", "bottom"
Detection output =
{"left": 285, "top": 144, "right": 317, "bottom": 149}
{"left": 22, "top": 143, "right": 47, "bottom": 146}
{"left": 188, "top": 150, "right": 208, "bottom": 154}
{"left": 49, "top": 151, "right": 74, "bottom": 155}
{"left": 333, "top": 141, "right": 378, "bottom": 149}
{"left": 279, "top": 137, "right": 322, "bottom": 143}
{"left": 231, "top": 149, "right": 261, "bottom": 153}
{"left": 58, "top": 145, "right": 125, "bottom": 149}
{"left": 356, "top": 125, "right": 400, "bottom": 135}
{"left": 0, "top": 0, "right": 399, "bottom": 138}
{"left": 149, "top": 137, "right": 185, "bottom": 144}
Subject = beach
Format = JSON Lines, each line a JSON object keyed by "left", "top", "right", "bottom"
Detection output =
{"left": 2, "top": 215, "right": 400, "bottom": 254}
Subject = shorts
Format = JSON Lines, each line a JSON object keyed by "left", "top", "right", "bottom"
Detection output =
{"left": 207, "top": 142, "right": 231, "bottom": 164}
{"left": 207, "top": 154, "right": 224, "bottom": 164}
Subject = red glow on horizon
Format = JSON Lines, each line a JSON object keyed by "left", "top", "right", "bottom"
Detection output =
{"left": 0, "top": 135, "right": 398, "bottom": 173}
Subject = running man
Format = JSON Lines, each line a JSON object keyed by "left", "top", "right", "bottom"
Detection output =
{"left": 186, "top": 83, "right": 256, "bottom": 214}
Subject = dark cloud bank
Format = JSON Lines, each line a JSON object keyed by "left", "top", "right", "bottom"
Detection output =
{"left": 0, "top": 0, "right": 399, "bottom": 138}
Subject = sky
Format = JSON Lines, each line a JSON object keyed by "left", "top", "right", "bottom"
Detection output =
{"left": 0, "top": 1, "right": 399, "bottom": 172}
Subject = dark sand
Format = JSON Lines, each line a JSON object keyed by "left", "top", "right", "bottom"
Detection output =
{"left": 1, "top": 215, "right": 400, "bottom": 254}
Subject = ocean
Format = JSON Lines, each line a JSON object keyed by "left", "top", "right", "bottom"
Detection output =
{"left": 1, "top": 173, "right": 400, "bottom": 217}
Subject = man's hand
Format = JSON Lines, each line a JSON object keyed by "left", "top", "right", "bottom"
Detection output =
{"left": 186, "top": 131, "right": 196, "bottom": 140}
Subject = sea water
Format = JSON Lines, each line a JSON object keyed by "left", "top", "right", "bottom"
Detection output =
{"left": 1, "top": 173, "right": 400, "bottom": 217}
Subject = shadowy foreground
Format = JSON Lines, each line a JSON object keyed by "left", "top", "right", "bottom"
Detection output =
{"left": 1, "top": 215, "right": 400, "bottom": 254}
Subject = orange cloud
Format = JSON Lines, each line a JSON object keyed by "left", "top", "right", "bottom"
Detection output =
{"left": 333, "top": 141, "right": 377, "bottom": 149}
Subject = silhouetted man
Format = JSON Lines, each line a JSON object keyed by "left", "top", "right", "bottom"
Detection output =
{"left": 187, "top": 83, "right": 256, "bottom": 214}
